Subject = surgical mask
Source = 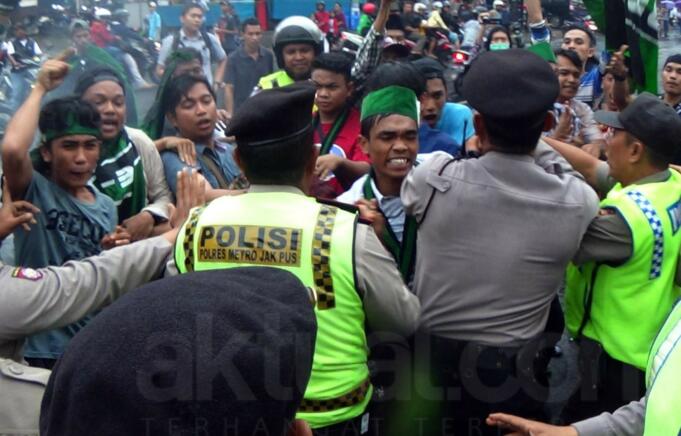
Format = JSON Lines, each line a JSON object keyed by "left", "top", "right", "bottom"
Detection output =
{"left": 490, "top": 42, "right": 510, "bottom": 51}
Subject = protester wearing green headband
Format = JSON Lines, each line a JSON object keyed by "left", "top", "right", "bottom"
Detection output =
{"left": 339, "top": 85, "right": 420, "bottom": 283}
{"left": 2, "top": 59, "right": 124, "bottom": 370}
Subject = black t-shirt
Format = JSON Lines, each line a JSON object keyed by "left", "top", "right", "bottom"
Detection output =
{"left": 402, "top": 12, "right": 422, "bottom": 31}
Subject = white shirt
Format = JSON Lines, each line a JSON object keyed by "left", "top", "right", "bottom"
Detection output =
{"left": 338, "top": 174, "right": 406, "bottom": 242}
{"left": 7, "top": 39, "right": 42, "bottom": 56}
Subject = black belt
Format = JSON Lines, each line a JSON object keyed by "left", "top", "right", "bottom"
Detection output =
{"left": 298, "top": 378, "right": 371, "bottom": 413}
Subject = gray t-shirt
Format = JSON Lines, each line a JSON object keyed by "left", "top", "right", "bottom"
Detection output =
{"left": 15, "top": 172, "right": 117, "bottom": 359}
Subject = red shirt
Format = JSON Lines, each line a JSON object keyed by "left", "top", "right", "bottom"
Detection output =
{"left": 90, "top": 21, "right": 115, "bottom": 48}
{"left": 332, "top": 11, "right": 347, "bottom": 36}
{"left": 314, "top": 11, "right": 331, "bottom": 34}
{"left": 312, "top": 107, "right": 370, "bottom": 198}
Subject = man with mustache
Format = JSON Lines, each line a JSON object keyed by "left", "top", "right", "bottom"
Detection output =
{"left": 161, "top": 74, "right": 244, "bottom": 195}
{"left": 256, "top": 0, "right": 395, "bottom": 92}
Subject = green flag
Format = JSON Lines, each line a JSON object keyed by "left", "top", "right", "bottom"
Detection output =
{"left": 583, "top": 0, "right": 658, "bottom": 93}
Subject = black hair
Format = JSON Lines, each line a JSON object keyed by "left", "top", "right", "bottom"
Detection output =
{"left": 312, "top": 52, "right": 354, "bottom": 82}
{"left": 665, "top": 54, "right": 681, "bottom": 67}
{"left": 563, "top": 24, "right": 596, "bottom": 48}
{"left": 241, "top": 17, "right": 261, "bottom": 32}
{"left": 360, "top": 113, "right": 391, "bottom": 138}
{"left": 182, "top": 3, "right": 203, "bottom": 16}
{"left": 74, "top": 66, "right": 126, "bottom": 97}
{"left": 482, "top": 111, "right": 547, "bottom": 154}
{"left": 364, "top": 61, "right": 426, "bottom": 97}
{"left": 484, "top": 25, "right": 512, "bottom": 51}
{"left": 555, "top": 48, "right": 584, "bottom": 71}
{"left": 236, "top": 130, "right": 315, "bottom": 185}
{"left": 162, "top": 74, "right": 216, "bottom": 116}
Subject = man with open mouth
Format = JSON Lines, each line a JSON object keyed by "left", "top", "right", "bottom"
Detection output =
{"left": 161, "top": 74, "right": 246, "bottom": 197}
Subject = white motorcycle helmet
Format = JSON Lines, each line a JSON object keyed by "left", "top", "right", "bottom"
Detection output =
{"left": 272, "top": 16, "right": 324, "bottom": 67}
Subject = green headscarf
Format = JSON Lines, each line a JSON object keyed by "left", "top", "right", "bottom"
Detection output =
{"left": 360, "top": 85, "right": 419, "bottom": 122}
{"left": 141, "top": 50, "right": 201, "bottom": 140}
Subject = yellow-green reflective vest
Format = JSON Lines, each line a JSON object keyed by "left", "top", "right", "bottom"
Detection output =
{"left": 174, "top": 192, "right": 371, "bottom": 428}
{"left": 565, "top": 171, "right": 681, "bottom": 370}
{"left": 257, "top": 70, "right": 295, "bottom": 90}
{"left": 643, "top": 298, "right": 681, "bottom": 435}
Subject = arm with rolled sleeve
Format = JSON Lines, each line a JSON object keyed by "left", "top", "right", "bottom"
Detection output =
{"left": 354, "top": 223, "right": 420, "bottom": 336}
{"left": 0, "top": 237, "right": 171, "bottom": 342}
{"left": 571, "top": 398, "right": 645, "bottom": 436}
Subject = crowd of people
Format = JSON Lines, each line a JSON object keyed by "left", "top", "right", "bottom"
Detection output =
{"left": 2, "top": 0, "right": 681, "bottom": 435}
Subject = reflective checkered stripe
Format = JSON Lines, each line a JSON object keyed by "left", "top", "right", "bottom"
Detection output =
{"left": 173, "top": 192, "right": 371, "bottom": 428}
{"left": 643, "top": 300, "right": 681, "bottom": 436}
{"left": 626, "top": 191, "right": 664, "bottom": 279}
{"left": 565, "top": 172, "right": 681, "bottom": 370}
{"left": 178, "top": 205, "right": 205, "bottom": 273}
{"left": 298, "top": 378, "right": 371, "bottom": 413}
{"left": 313, "top": 206, "right": 337, "bottom": 310}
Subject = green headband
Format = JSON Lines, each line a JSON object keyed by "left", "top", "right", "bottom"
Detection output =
{"left": 41, "top": 112, "right": 101, "bottom": 143}
{"left": 361, "top": 85, "right": 418, "bottom": 122}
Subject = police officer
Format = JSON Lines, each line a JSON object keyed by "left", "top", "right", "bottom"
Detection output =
{"left": 486, "top": 298, "right": 681, "bottom": 435}
{"left": 399, "top": 49, "right": 599, "bottom": 435}
{"left": 170, "top": 82, "right": 420, "bottom": 435}
{"left": 0, "top": 171, "right": 202, "bottom": 434}
{"left": 543, "top": 93, "right": 681, "bottom": 421}
{"left": 256, "top": 0, "right": 395, "bottom": 92}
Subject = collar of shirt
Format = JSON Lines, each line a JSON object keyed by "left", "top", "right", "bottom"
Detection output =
{"left": 237, "top": 46, "right": 265, "bottom": 59}
{"left": 482, "top": 150, "right": 535, "bottom": 164}
{"left": 248, "top": 184, "right": 306, "bottom": 195}
{"left": 634, "top": 169, "right": 671, "bottom": 185}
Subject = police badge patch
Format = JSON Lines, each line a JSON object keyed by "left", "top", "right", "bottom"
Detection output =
{"left": 12, "top": 267, "right": 44, "bottom": 281}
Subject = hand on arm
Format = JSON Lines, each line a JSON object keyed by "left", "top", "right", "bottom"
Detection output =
{"left": 155, "top": 137, "right": 197, "bottom": 166}
{"left": 101, "top": 225, "right": 132, "bottom": 249}
{"left": 122, "top": 211, "right": 155, "bottom": 241}
{"left": 543, "top": 136, "right": 603, "bottom": 189}
{"left": 356, "top": 198, "right": 387, "bottom": 243}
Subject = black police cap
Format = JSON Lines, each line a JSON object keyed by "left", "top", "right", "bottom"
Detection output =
{"left": 462, "top": 49, "right": 559, "bottom": 119}
{"left": 227, "top": 82, "right": 317, "bottom": 147}
{"left": 595, "top": 92, "right": 681, "bottom": 158}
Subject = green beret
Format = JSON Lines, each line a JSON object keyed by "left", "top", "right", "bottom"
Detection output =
{"left": 361, "top": 85, "right": 418, "bottom": 122}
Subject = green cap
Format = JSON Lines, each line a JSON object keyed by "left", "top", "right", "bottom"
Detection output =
{"left": 526, "top": 41, "right": 556, "bottom": 63}
{"left": 361, "top": 85, "right": 418, "bottom": 122}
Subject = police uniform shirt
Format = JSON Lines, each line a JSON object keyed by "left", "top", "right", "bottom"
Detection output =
{"left": 0, "top": 236, "right": 172, "bottom": 434}
{"left": 0, "top": 236, "right": 172, "bottom": 362}
{"left": 401, "top": 142, "right": 600, "bottom": 344}
{"left": 165, "top": 185, "right": 420, "bottom": 336}
{"left": 574, "top": 162, "right": 681, "bottom": 285}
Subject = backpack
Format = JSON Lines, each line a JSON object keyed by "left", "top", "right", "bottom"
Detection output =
{"left": 171, "top": 29, "right": 217, "bottom": 62}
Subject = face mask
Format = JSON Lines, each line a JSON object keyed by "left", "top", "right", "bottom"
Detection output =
{"left": 490, "top": 42, "right": 510, "bottom": 51}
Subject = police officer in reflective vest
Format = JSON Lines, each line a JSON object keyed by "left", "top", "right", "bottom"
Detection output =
{"left": 257, "top": 16, "right": 323, "bottom": 91}
{"left": 171, "top": 82, "right": 420, "bottom": 435}
{"left": 486, "top": 298, "right": 681, "bottom": 435}
{"left": 542, "top": 93, "right": 681, "bottom": 421}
